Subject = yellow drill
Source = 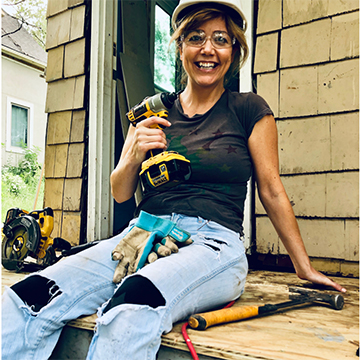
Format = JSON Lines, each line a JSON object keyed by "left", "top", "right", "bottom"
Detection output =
{"left": 126, "top": 92, "right": 191, "bottom": 193}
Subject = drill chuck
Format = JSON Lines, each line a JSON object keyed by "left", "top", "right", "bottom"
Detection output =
{"left": 149, "top": 92, "right": 177, "bottom": 112}
{"left": 127, "top": 92, "right": 178, "bottom": 126}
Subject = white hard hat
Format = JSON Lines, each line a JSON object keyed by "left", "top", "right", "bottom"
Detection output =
{"left": 172, "top": 0, "right": 246, "bottom": 29}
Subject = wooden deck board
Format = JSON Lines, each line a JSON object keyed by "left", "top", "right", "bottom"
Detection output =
{"left": 2, "top": 268, "right": 359, "bottom": 359}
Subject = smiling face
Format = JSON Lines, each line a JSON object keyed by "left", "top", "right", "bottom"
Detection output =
{"left": 179, "top": 17, "right": 234, "bottom": 91}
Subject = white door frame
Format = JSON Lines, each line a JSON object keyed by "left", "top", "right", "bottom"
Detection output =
{"left": 87, "top": 0, "right": 117, "bottom": 242}
{"left": 86, "top": 0, "right": 255, "bottom": 246}
{"left": 239, "top": 0, "right": 254, "bottom": 251}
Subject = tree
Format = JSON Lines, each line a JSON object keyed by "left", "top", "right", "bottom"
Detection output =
{"left": 154, "top": 11, "right": 176, "bottom": 91}
{"left": 2, "top": 0, "right": 47, "bottom": 48}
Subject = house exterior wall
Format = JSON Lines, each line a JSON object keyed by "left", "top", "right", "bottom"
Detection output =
{"left": 43, "top": 0, "right": 359, "bottom": 273}
{"left": 44, "top": 0, "right": 89, "bottom": 245}
{"left": 1, "top": 55, "right": 47, "bottom": 166}
{"left": 254, "top": 0, "right": 359, "bottom": 276}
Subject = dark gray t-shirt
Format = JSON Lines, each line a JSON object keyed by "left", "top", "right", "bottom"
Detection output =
{"left": 137, "top": 89, "right": 273, "bottom": 235}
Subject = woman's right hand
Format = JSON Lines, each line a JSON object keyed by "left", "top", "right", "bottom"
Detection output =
{"left": 110, "top": 116, "right": 171, "bottom": 203}
{"left": 129, "top": 116, "right": 171, "bottom": 166}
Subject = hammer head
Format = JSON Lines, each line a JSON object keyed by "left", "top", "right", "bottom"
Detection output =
{"left": 289, "top": 287, "right": 344, "bottom": 310}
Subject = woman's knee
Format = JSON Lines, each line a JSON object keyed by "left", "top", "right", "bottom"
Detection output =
{"left": 11, "top": 274, "right": 62, "bottom": 312}
{"left": 104, "top": 275, "right": 165, "bottom": 313}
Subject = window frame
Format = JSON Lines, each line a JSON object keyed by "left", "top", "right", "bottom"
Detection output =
{"left": 6, "top": 96, "right": 34, "bottom": 153}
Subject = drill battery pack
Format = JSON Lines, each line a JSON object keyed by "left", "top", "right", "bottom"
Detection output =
{"left": 139, "top": 151, "right": 191, "bottom": 193}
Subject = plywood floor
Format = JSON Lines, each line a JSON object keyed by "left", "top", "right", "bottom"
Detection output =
{"left": 2, "top": 268, "right": 359, "bottom": 360}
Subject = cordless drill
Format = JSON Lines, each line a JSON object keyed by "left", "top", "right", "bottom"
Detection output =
{"left": 126, "top": 92, "right": 191, "bottom": 193}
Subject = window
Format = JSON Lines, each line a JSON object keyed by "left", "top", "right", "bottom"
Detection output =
{"left": 11, "top": 105, "right": 28, "bottom": 147}
{"left": 154, "top": 4, "right": 176, "bottom": 92}
{"left": 6, "top": 97, "right": 33, "bottom": 152}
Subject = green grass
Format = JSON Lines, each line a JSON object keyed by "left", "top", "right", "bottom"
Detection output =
{"left": 1, "top": 175, "right": 44, "bottom": 222}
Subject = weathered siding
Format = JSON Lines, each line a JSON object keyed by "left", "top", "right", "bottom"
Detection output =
{"left": 254, "top": 0, "right": 359, "bottom": 276}
{"left": 44, "top": 0, "right": 89, "bottom": 245}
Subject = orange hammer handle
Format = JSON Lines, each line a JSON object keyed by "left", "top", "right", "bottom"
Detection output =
{"left": 188, "top": 305, "right": 259, "bottom": 330}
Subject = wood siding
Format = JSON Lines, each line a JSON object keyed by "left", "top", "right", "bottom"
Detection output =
{"left": 44, "top": 0, "right": 89, "bottom": 245}
{"left": 254, "top": 0, "right": 359, "bottom": 276}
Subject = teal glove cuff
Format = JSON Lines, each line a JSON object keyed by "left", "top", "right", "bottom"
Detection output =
{"left": 136, "top": 211, "right": 191, "bottom": 270}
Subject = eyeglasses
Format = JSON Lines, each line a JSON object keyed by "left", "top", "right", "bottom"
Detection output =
{"left": 181, "top": 30, "right": 236, "bottom": 49}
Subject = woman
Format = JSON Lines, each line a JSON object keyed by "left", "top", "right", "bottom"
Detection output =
{"left": 2, "top": 1, "right": 345, "bottom": 359}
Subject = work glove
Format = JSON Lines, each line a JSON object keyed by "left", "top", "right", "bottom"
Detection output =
{"left": 111, "top": 210, "right": 193, "bottom": 283}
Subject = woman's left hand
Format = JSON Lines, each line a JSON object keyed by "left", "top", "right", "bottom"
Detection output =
{"left": 296, "top": 265, "right": 347, "bottom": 293}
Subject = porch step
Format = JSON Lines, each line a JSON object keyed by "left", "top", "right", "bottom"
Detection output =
{"left": 2, "top": 269, "right": 359, "bottom": 359}
{"left": 50, "top": 325, "right": 218, "bottom": 360}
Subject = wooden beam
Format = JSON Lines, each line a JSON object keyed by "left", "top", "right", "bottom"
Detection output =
{"left": 87, "top": 0, "right": 117, "bottom": 241}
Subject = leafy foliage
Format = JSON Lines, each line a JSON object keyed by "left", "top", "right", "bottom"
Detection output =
{"left": 1, "top": 146, "right": 44, "bottom": 220}
{"left": 3, "top": 0, "right": 47, "bottom": 48}
{"left": 2, "top": 172, "right": 26, "bottom": 197}
{"left": 3, "top": 145, "right": 41, "bottom": 185}
{"left": 154, "top": 8, "right": 176, "bottom": 91}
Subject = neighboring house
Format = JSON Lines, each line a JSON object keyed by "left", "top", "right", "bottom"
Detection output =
{"left": 43, "top": 0, "right": 359, "bottom": 278}
{"left": 1, "top": 9, "right": 47, "bottom": 166}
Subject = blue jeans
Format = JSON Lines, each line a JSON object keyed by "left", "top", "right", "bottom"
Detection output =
{"left": 2, "top": 214, "right": 248, "bottom": 360}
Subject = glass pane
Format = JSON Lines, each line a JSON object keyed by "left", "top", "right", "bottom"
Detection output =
{"left": 154, "top": 5, "right": 175, "bottom": 92}
{"left": 11, "top": 105, "right": 28, "bottom": 147}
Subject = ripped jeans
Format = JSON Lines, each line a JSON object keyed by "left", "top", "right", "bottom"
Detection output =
{"left": 2, "top": 214, "right": 248, "bottom": 360}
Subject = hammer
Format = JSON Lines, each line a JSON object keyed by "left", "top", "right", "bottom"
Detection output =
{"left": 188, "top": 287, "right": 344, "bottom": 330}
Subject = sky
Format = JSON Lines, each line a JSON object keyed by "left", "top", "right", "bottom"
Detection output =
{"left": 1, "top": 0, "right": 47, "bottom": 17}
{"left": 2, "top": 0, "right": 17, "bottom": 15}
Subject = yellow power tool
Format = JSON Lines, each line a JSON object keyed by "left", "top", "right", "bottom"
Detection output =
{"left": 2, "top": 207, "right": 71, "bottom": 271}
{"left": 126, "top": 92, "right": 191, "bottom": 193}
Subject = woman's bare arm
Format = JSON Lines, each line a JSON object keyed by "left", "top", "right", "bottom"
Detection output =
{"left": 248, "top": 115, "right": 346, "bottom": 293}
